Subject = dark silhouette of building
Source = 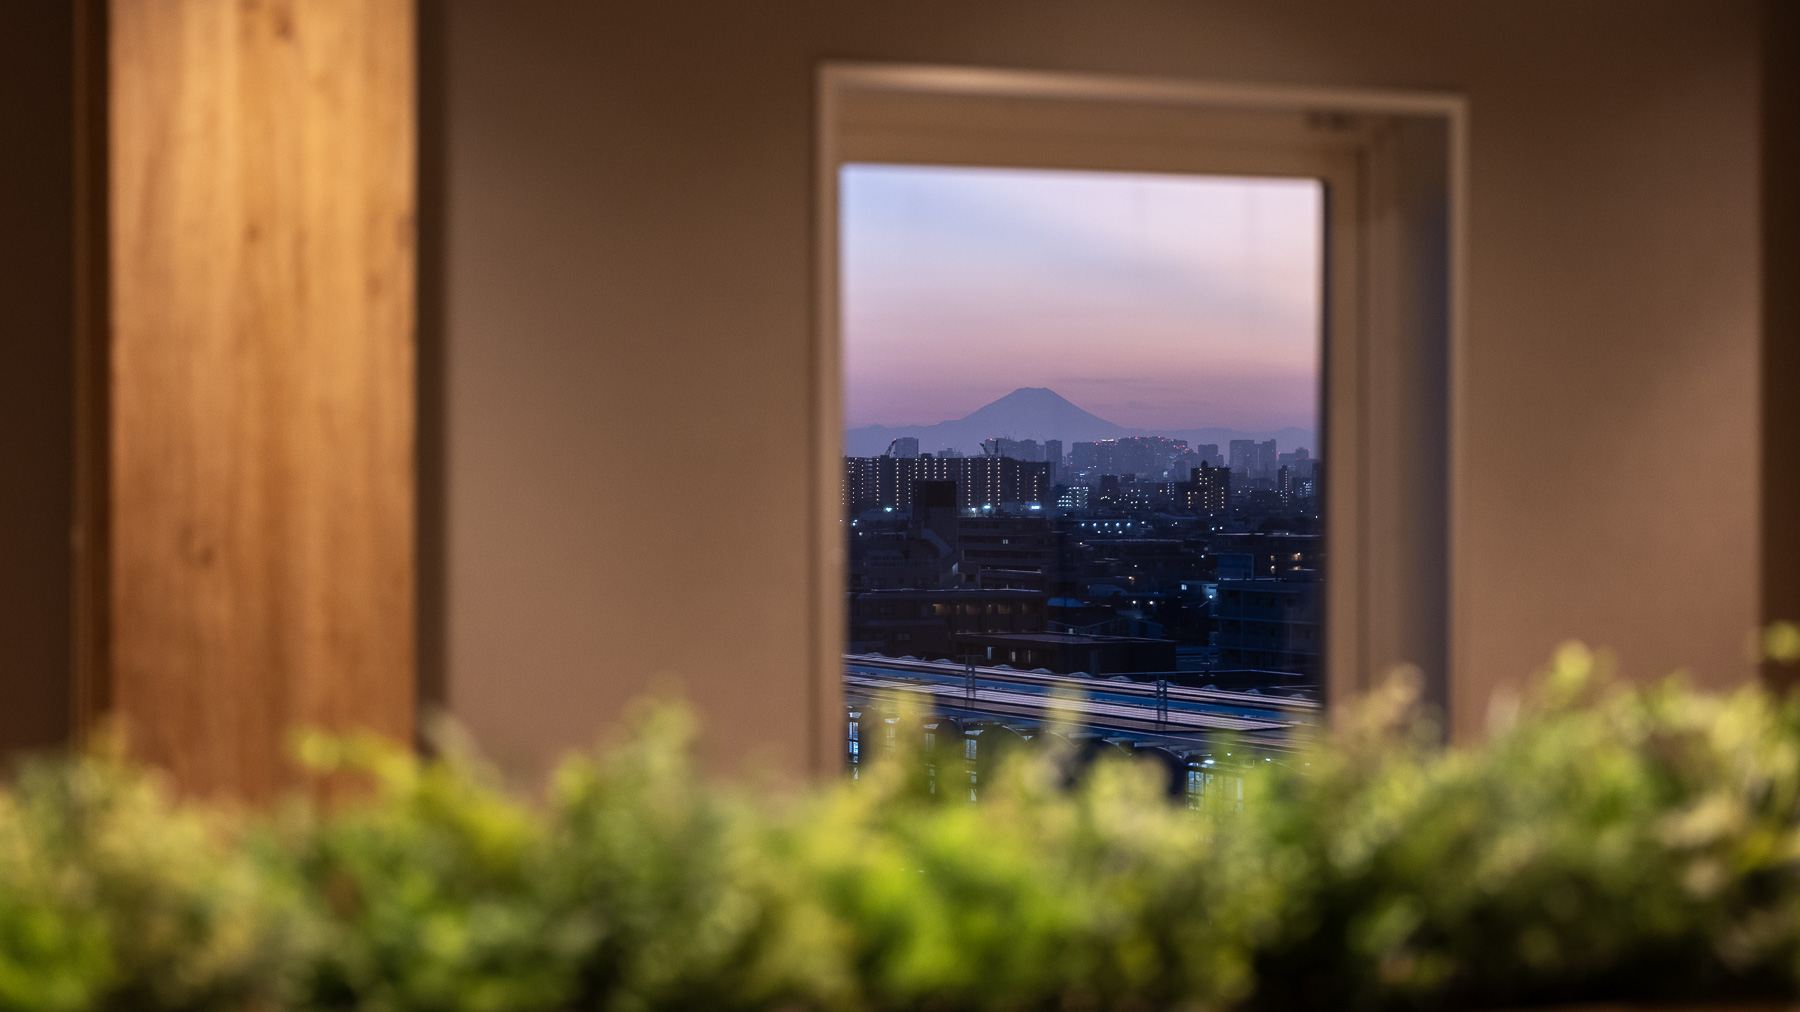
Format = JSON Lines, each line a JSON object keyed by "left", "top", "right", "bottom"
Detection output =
{"left": 848, "top": 587, "right": 1047, "bottom": 657}
{"left": 952, "top": 631, "right": 1177, "bottom": 674}
{"left": 957, "top": 515, "right": 1059, "bottom": 592}
{"left": 842, "top": 454, "right": 1050, "bottom": 514}
{"left": 1187, "top": 463, "right": 1231, "bottom": 512}
{"left": 1213, "top": 531, "right": 1320, "bottom": 578}
{"left": 1096, "top": 474, "right": 1122, "bottom": 509}
{"left": 1212, "top": 580, "right": 1319, "bottom": 674}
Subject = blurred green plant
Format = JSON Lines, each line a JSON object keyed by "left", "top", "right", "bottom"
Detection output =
{"left": 287, "top": 730, "right": 592, "bottom": 1012}
{"left": 8, "top": 647, "right": 1800, "bottom": 1010}
{"left": 1243, "top": 645, "right": 1800, "bottom": 1010}
{"left": 1764, "top": 621, "right": 1800, "bottom": 665}
{"left": 0, "top": 743, "right": 305, "bottom": 1012}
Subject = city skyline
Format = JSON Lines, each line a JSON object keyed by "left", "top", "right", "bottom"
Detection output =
{"left": 841, "top": 161, "right": 1327, "bottom": 775}
{"left": 843, "top": 385, "right": 1314, "bottom": 459}
{"left": 841, "top": 163, "right": 1324, "bottom": 434}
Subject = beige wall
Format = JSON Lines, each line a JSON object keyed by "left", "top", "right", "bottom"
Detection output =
{"left": 434, "top": 0, "right": 1761, "bottom": 779}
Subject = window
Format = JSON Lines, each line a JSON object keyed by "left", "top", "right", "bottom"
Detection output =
{"left": 815, "top": 64, "right": 1462, "bottom": 775}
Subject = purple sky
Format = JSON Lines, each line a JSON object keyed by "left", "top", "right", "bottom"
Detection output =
{"left": 841, "top": 164, "right": 1323, "bottom": 433}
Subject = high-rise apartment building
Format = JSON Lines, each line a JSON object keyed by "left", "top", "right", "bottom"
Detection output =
{"left": 1228, "top": 439, "right": 1258, "bottom": 477}
{"left": 1055, "top": 484, "right": 1089, "bottom": 509}
{"left": 1042, "top": 438, "right": 1064, "bottom": 485}
{"left": 1257, "top": 439, "right": 1279, "bottom": 480}
{"left": 1276, "top": 447, "right": 1315, "bottom": 480}
{"left": 1096, "top": 474, "right": 1122, "bottom": 508}
{"left": 1229, "top": 438, "right": 1280, "bottom": 480}
{"left": 843, "top": 455, "right": 1050, "bottom": 513}
{"left": 1187, "top": 463, "right": 1231, "bottom": 512}
{"left": 982, "top": 436, "right": 1032, "bottom": 459}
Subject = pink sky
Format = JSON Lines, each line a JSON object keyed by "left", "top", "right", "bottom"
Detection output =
{"left": 841, "top": 164, "right": 1323, "bottom": 432}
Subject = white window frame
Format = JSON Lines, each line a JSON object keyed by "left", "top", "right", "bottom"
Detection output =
{"left": 810, "top": 62, "right": 1467, "bottom": 771}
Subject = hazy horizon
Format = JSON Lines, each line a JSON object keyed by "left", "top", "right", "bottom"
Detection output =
{"left": 845, "top": 383, "right": 1315, "bottom": 437}
{"left": 844, "top": 383, "right": 1316, "bottom": 434}
{"left": 839, "top": 384, "right": 1316, "bottom": 459}
{"left": 842, "top": 164, "right": 1323, "bottom": 434}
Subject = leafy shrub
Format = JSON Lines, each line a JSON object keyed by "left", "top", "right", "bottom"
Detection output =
{"left": 3, "top": 647, "right": 1800, "bottom": 1011}
{"left": 772, "top": 719, "right": 1274, "bottom": 1011}
{"left": 0, "top": 746, "right": 304, "bottom": 1012}
{"left": 289, "top": 732, "right": 591, "bottom": 1012}
{"left": 1243, "top": 646, "right": 1800, "bottom": 1010}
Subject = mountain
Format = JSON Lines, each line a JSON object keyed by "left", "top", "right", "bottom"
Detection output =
{"left": 844, "top": 387, "right": 1317, "bottom": 457}
{"left": 845, "top": 388, "right": 1123, "bottom": 457}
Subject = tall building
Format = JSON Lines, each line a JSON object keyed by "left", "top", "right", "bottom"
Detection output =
{"left": 1187, "top": 463, "right": 1231, "bottom": 512}
{"left": 885, "top": 436, "right": 920, "bottom": 458}
{"left": 844, "top": 456, "right": 878, "bottom": 515}
{"left": 1096, "top": 473, "right": 1122, "bottom": 508}
{"left": 842, "top": 455, "right": 1050, "bottom": 512}
{"left": 1276, "top": 464, "right": 1293, "bottom": 507}
{"left": 1193, "top": 443, "right": 1221, "bottom": 466}
{"left": 1043, "top": 438, "right": 1064, "bottom": 484}
{"left": 956, "top": 515, "right": 1059, "bottom": 591}
{"left": 1256, "top": 439, "right": 1279, "bottom": 480}
{"left": 1228, "top": 439, "right": 1258, "bottom": 477}
{"left": 1277, "top": 447, "right": 1315, "bottom": 481}
{"left": 1107, "top": 436, "right": 1188, "bottom": 477}
{"left": 1212, "top": 580, "right": 1319, "bottom": 674}
{"left": 1067, "top": 436, "right": 1188, "bottom": 480}
{"left": 984, "top": 454, "right": 1052, "bottom": 507}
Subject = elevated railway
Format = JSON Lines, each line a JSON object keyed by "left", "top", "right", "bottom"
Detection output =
{"left": 842, "top": 653, "right": 1316, "bottom": 751}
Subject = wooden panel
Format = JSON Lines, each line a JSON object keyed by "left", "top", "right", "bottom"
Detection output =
{"left": 109, "top": 0, "right": 415, "bottom": 798}
{"left": 75, "top": 0, "right": 112, "bottom": 744}
{"left": 0, "top": 4, "right": 78, "bottom": 757}
{"left": 1764, "top": 0, "right": 1800, "bottom": 687}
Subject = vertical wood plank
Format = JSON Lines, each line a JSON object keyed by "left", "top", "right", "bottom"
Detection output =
{"left": 109, "top": 0, "right": 415, "bottom": 798}
{"left": 1764, "top": 0, "right": 1800, "bottom": 687}
{"left": 0, "top": 4, "right": 78, "bottom": 757}
{"left": 74, "top": 0, "right": 112, "bottom": 742}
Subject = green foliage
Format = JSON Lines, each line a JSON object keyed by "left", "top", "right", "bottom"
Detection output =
{"left": 12, "top": 648, "right": 1800, "bottom": 1010}
{"left": 544, "top": 705, "right": 807, "bottom": 1012}
{"left": 1242, "top": 646, "right": 1800, "bottom": 1009}
{"left": 0, "top": 747, "right": 304, "bottom": 1012}
{"left": 288, "top": 732, "right": 592, "bottom": 1012}
{"left": 768, "top": 704, "right": 1290, "bottom": 1012}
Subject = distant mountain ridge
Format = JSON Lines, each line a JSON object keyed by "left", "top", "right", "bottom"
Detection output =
{"left": 845, "top": 387, "right": 1316, "bottom": 458}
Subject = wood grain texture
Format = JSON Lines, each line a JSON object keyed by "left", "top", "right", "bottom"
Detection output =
{"left": 74, "top": 0, "right": 112, "bottom": 741}
{"left": 109, "top": 0, "right": 415, "bottom": 798}
{"left": 0, "top": 4, "right": 78, "bottom": 757}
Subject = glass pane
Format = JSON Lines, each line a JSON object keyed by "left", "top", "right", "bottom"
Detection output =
{"left": 841, "top": 164, "right": 1323, "bottom": 794}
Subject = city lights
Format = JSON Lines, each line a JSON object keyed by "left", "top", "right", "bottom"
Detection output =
{"left": 841, "top": 164, "right": 1323, "bottom": 791}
